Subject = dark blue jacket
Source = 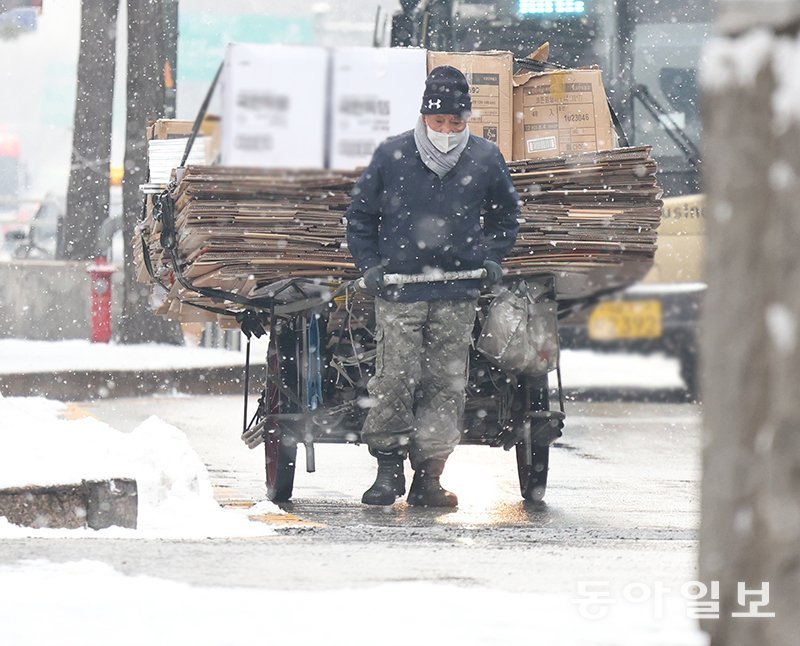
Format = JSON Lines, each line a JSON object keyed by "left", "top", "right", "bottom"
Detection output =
{"left": 345, "top": 130, "right": 520, "bottom": 302}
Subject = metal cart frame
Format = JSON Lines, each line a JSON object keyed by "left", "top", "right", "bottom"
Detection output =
{"left": 239, "top": 271, "right": 566, "bottom": 504}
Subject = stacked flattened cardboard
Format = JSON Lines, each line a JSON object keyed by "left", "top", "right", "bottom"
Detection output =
{"left": 505, "top": 145, "right": 663, "bottom": 299}
{"left": 134, "top": 165, "right": 361, "bottom": 324}
{"left": 135, "top": 145, "right": 661, "bottom": 323}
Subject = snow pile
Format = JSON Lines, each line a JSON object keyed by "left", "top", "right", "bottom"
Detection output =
{"left": 0, "top": 559, "right": 707, "bottom": 646}
{"left": 557, "top": 350, "right": 683, "bottom": 389}
{"left": 0, "top": 339, "right": 247, "bottom": 374}
{"left": 0, "top": 396, "right": 275, "bottom": 538}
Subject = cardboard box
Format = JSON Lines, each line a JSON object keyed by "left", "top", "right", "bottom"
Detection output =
{"left": 146, "top": 117, "right": 221, "bottom": 164}
{"left": 330, "top": 47, "right": 427, "bottom": 170}
{"left": 147, "top": 119, "right": 192, "bottom": 141}
{"left": 427, "top": 50, "right": 514, "bottom": 160}
{"left": 221, "top": 43, "right": 328, "bottom": 169}
{"left": 512, "top": 68, "right": 615, "bottom": 161}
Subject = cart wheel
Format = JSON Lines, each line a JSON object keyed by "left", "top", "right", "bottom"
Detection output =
{"left": 264, "top": 321, "right": 299, "bottom": 502}
{"left": 266, "top": 432, "right": 297, "bottom": 502}
{"left": 516, "top": 441, "right": 550, "bottom": 503}
{"left": 515, "top": 374, "right": 552, "bottom": 502}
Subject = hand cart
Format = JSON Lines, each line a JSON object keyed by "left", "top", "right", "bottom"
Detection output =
{"left": 238, "top": 269, "right": 566, "bottom": 503}
{"left": 141, "top": 70, "right": 567, "bottom": 506}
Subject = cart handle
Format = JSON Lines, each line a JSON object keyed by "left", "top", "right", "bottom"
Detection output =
{"left": 356, "top": 268, "right": 486, "bottom": 290}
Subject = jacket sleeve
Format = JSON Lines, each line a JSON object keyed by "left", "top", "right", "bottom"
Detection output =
{"left": 345, "top": 148, "right": 384, "bottom": 273}
{"left": 482, "top": 149, "right": 520, "bottom": 263}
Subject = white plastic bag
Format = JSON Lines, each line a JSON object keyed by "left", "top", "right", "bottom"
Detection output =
{"left": 476, "top": 281, "right": 559, "bottom": 376}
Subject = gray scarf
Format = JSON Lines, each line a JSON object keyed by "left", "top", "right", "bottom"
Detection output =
{"left": 413, "top": 116, "right": 469, "bottom": 179}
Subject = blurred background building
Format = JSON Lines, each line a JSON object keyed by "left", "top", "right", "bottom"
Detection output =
{"left": 0, "top": 0, "right": 399, "bottom": 237}
{"left": 0, "top": 0, "right": 713, "bottom": 238}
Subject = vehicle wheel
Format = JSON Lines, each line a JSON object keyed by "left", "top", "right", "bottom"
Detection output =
{"left": 674, "top": 327, "right": 701, "bottom": 403}
{"left": 679, "top": 349, "right": 700, "bottom": 403}
{"left": 264, "top": 322, "right": 299, "bottom": 502}
{"left": 515, "top": 374, "right": 552, "bottom": 502}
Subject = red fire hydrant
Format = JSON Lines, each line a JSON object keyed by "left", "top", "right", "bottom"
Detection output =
{"left": 87, "top": 257, "right": 116, "bottom": 343}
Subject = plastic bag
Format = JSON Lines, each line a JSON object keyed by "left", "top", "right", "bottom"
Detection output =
{"left": 476, "top": 281, "right": 559, "bottom": 376}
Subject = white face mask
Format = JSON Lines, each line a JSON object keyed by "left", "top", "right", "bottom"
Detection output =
{"left": 426, "top": 125, "right": 467, "bottom": 153}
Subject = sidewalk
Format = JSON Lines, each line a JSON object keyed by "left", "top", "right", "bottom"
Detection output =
{"left": 0, "top": 339, "right": 260, "bottom": 401}
{"left": 0, "top": 338, "right": 686, "bottom": 402}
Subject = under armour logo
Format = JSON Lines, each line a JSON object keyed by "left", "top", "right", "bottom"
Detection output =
{"left": 427, "top": 98, "right": 441, "bottom": 109}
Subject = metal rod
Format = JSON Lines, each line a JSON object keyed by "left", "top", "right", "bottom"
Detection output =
{"left": 242, "top": 336, "right": 251, "bottom": 438}
{"left": 356, "top": 268, "right": 486, "bottom": 290}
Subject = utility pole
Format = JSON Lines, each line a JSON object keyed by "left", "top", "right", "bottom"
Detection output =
{"left": 117, "top": 0, "right": 182, "bottom": 344}
{"left": 701, "top": 1, "right": 800, "bottom": 644}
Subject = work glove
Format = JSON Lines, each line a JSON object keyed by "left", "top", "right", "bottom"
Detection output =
{"left": 361, "top": 265, "right": 385, "bottom": 294}
{"left": 482, "top": 259, "right": 504, "bottom": 286}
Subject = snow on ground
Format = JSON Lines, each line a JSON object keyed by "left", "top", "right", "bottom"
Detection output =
{"left": 0, "top": 342, "right": 699, "bottom": 643}
{"left": 557, "top": 349, "right": 684, "bottom": 389}
{"left": 0, "top": 338, "right": 683, "bottom": 536}
{"left": 0, "top": 396, "right": 281, "bottom": 538}
{"left": 0, "top": 338, "right": 685, "bottom": 389}
{"left": 0, "top": 338, "right": 247, "bottom": 374}
{"left": 0, "top": 559, "right": 707, "bottom": 646}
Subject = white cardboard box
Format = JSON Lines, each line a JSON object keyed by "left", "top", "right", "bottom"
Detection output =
{"left": 221, "top": 43, "right": 329, "bottom": 168}
{"left": 329, "top": 47, "right": 427, "bottom": 170}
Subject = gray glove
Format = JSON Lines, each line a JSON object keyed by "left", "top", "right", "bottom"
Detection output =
{"left": 482, "top": 260, "right": 504, "bottom": 285}
{"left": 362, "top": 265, "right": 385, "bottom": 293}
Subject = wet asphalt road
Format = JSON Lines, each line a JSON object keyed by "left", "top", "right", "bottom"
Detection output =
{"left": 1, "top": 393, "right": 702, "bottom": 596}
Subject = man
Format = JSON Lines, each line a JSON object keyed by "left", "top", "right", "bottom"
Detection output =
{"left": 346, "top": 65, "right": 520, "bottom": 507}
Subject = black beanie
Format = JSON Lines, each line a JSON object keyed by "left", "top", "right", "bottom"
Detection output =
{"left": 420, "top": 65, "right": 472, "bottom": 115}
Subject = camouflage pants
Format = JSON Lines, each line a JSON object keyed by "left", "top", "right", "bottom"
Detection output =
{"left": 362, "top": 297, "right": 478, "bottom": 468}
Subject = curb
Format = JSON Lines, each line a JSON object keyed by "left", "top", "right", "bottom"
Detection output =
{"left": 0, "top": 365, "right": 258, "bottom": 401}
{"left": 0, "top": 479, "right": 138, "bottom": 530}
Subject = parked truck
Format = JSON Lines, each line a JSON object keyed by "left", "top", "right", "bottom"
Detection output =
{"left": 559, "top": 194, "right": 705, "bottom": 400}
{"left": 391, "top": 0, "right": 712, "bottom": 399}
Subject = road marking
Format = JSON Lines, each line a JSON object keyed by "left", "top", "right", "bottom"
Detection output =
{"left": 61, "top": 403, "right": 92, "bottom": 420}
{"left": 248, "top": 513, "right": 324, "bottom": 528}
{"left": 218, "top": 496, "right": 325, "bottom": 528}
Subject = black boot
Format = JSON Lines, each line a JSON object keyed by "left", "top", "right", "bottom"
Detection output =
{"left": 361, "top": 450, "right": 406, "bottom": 505}
{"left": 407, "top": 459, "right": 458, "bottom": 508}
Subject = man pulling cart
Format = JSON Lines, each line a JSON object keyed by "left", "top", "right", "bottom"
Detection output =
{"left": 346, "top": 65, "right": 520, "bottom": 507}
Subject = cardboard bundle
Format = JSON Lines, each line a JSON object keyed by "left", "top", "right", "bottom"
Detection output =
{"left": 134, "top": 166, "right": 361, "bottom": 325}
{"left": 505, "top": 145, "right": 662, "bottom": 299}
{"left": 135, "top": 146, "right": 661, "bottom": 323}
